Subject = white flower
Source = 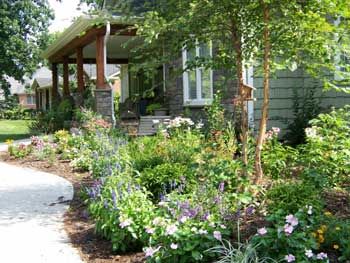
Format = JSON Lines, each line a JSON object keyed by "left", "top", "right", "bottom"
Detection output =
{"left": 305, "top": 126, "right": 317, "bottom": 138}
{"left": 191, "top": 227, "right": 198, "bottom": 232}
{"left": 179, "top": 216, "right": 188, "bottom": 223}
{"left": 144, "top": 246, "right": 161, "bottom": 257}
{"left": 305, "top": 249, "right": 313, "bottom": 258}
{"left": 170, "top": 243, "right": 178, "bottom": 250}
{"left": 198, "top": 229, "right": 208, "bottom": 235}
{"left": 152, "top": 119, "right": 160, "bottom": 124}
{"left": 165, "top": 224, "right": 178, "bottom": 235}
{"left": 220, "top": 224, "right": 227, "bottom": 229}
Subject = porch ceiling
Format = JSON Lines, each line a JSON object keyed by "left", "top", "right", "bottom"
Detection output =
{"left": 42, "top": 15, "right": 140, "bottom": 64}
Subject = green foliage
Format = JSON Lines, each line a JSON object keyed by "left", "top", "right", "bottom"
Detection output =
{"left": 262, "top": 135, "right": 299, "bottom": 179}
{"left": 284, "top": 86, "right": 322, "bottom": 146}
{"left": 0, "top": 0, "right": 53, "bottom": 97}
{"left": 265, "top": 182, "right": 324, "bottom": 215}
{"left": 8, "top": 142, "right": 32, "bottom": 158}
{"left": 146, "top": 103, "right": 162, "bottom": 115}
{"left": 205, "top": 92, "right": 226, "bottom": 133}
{"left": 30, "top": 99, "right": 74, "bottom": 133}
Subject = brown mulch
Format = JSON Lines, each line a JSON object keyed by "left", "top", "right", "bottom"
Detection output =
{"left": 323, "top": 189, "right": 350, "bottom": 219}
{"left": 0, "top": 152, "right": 145, "bottom": 263}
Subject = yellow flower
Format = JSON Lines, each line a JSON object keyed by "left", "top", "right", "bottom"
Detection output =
{"left": 335, "top": 226, "right": 341, "bottom": 231}
{"left": 319, "top": 235, "right": 325, "bottom": 243}
{"left": 333, "top": 244, "right": 339, "bottom": 250}
{"left": 5, "top": 139, "right": 14, "bottom": 145}
{"left": 311, "top": 232, "right": 317, "bottom": 238}
{"left": 320, "top": 225, "right": 327, "bottom": 232}
{"left": 324, "top": 211, "right": 332, "bottom": 216}
{"left": 317, "top": 229, "right": 324, "bottom": 234}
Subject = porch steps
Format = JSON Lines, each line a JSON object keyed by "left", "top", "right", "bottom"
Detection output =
{"left": 138, "top": 116, "right": 171, "bottom": 136}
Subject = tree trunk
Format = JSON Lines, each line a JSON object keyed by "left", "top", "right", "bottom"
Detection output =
{"left": 231, "top": 22, "right": 249, "bottom": 175}
{"left": 254, "top": 1, "right": 271, "bottom": 184}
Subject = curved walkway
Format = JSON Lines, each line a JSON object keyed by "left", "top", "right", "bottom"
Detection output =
{"left": 0, "top": 162, "right": 83, "bottom": 263}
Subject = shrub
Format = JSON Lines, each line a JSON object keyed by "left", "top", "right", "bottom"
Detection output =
{"left": 299, "top": 106, "right": 350, "bottom": 187}
{"left": 265, "top": 182, "right": 324, "bottom": 214}
{"left": 8, "top": 142, "right": 32, "bottom": 158}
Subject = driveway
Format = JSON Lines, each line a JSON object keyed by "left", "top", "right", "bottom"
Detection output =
{"left": 0, "top": 162, "right": 83, "bottom": 263}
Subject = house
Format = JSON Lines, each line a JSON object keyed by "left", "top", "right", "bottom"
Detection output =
{"left": 6, "top": 77, "right": 36, "bottom": 109}
{"left": 41, "top": 7, "right": 350, "bottom": 135}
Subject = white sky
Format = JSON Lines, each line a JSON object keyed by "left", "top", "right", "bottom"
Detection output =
{"left": 48, "top": 0, "right": 89, "bottom": 33}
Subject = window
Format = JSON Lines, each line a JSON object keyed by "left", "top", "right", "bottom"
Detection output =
{"left": 26, "top": 95, "right": 35, "bottom": 105}
{"left": 182, "top": 43, "right": 213, "bottom": 106}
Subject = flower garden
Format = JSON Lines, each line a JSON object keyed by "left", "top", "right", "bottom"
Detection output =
{"left": 5, "top": 103, "right": 350, "bottom": 263}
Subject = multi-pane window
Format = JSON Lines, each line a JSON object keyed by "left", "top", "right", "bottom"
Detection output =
{"left": 26, "top": 95, "right": 35, "bottom": 105}
{"left": 182, "top": 43, "right": 213, "bottom": 106}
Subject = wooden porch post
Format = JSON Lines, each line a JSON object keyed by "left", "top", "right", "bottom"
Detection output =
{"left": 96, "top": 34, "right": 106, "bottom": 89}
{"left": 77, "top": 47, "right": 85, "bottom": 93}
{"left": 63, "top": 57, "right": 70, "bottom": 97}
{"left": 52, "top": 63, "right": 58, "bottom": 105}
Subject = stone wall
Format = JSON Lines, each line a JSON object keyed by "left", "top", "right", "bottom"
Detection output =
{"left": 95, "top": 88, "right": 116, "bottom": 126}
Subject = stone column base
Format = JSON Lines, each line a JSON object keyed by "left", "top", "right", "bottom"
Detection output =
{"left": 95, "top": 88, "right": 116, "bottom": 127}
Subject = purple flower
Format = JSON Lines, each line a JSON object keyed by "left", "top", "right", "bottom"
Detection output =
{"left": 144, "top": 246, "right": 161, "bottom": 258}
{"left": 201, "top": 211, "right": 210, "bottom": 221}
{"left": 305, "top": 249, "right": 313, "bottom": 258}
{"left": 284, "top": 224, "right": 294, "bottom": 235}
{"left": 316, "top": 252, "right": 328, "bottom": 260}
{"left": 218, "top": 182, "right": 225, "bottom": 192}
{"left": 257, "top": 227, "right": 267, "bottom": 236}
{"left": 213, "top": 231, "right": 222, "bottom": 241}
{"left": 165, "top": 224, "right": 178, "bottom": 235}
{"left": 285, "top": 214, "right": 299, "bottom": 226}
{"left": 285, "top": 254, "right": 295, "bottom": 262}
{"left": 245, "top": 206, "right": 255, "bottom": 216}
{"left": 170, "top": 243, "right": 178, "bottom": 250}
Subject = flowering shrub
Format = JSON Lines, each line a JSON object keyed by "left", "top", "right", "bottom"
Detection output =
{"left": 8, "top": 142, "right": 32, "bottom": 158}
{"left": 252, "top": 207, "right": 329, "bottom": 262}
{"left": 300, "top": 107, "right": 350, "bottom": 187}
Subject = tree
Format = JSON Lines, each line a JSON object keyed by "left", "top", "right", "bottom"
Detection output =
{"left": 0, "top": 0, "right": 53, "bottom": 99}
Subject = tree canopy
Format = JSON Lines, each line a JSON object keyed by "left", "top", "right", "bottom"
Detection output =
{"left": 0, "top": 0, "right": 53, "bottom": 98}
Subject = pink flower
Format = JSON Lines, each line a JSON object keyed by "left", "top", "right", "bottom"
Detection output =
{"left": 316, "top": 252, "right": 328, "bottom": 260}
{"left": 145, "top": 227, "right": 155, "bottom": 234}
{"left": 119, "top": 218, "right": 132, "bottom": 228}
{"left": 285, "top": 254, "right": 295, "bottom": 262}
{"left": 285, "top": 214, "right": 299, "bottom": 226}
{"left": 305, "top": 249, "right": 313, "bottom": 258}
{"left": 284, "top": 224, "right": 294, "bottom": 235}
{"left": 213, "top": 231, "right": 222, "bottom": 241}
{"left": 144, "top": 246, "right": 161, "bottom": 257}
{"left": 165, "top": 224, "right": 178, "bottom": 235}
{"left": 170, "top": 243, "right": 178, "bottom": 250}
{"left": 257, "top": 227, "right": 267, "bottom": 236}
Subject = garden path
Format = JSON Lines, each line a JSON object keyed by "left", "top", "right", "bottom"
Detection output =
{"left": 0, "top": 162, "right": 83, "bottom": 263}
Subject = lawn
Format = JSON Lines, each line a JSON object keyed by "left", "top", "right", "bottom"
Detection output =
{"left": 0, "top": 120, "right": 32, "bottom": 142}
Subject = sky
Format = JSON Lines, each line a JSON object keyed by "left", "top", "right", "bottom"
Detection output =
{"left": 48, "top": 0, "right": 89, "bottom": 33}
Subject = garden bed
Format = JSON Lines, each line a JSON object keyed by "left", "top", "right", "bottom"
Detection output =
{"left": 0, "top": 152, "right": 145, "bottom": 263}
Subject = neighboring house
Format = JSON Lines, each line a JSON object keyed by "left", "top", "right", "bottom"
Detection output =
{"left": 41, "top": 5, "right": 350, "bottom": 134}
{"left": 6, "top": 77, "right": 36, "bottom": 109}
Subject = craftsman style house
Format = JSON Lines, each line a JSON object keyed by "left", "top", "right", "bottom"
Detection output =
{"left": 42, "top": 1, "right": 350, "bottom": 135}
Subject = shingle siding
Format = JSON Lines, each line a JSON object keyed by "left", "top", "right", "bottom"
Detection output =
{"left": 254, "top": 68, "right": 350, "bottom": 133}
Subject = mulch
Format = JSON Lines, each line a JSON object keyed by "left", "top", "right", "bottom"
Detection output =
{"left": 0, "top": 151, "right": 145, "bottom": 263}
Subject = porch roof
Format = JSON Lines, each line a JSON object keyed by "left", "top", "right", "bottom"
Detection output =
{"left": 42, "top": 15, "right": 139, "bottom": 64}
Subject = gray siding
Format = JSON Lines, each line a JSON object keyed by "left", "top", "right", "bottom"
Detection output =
{"left": 253, "top": 69, "right": 350, "bottom": 133}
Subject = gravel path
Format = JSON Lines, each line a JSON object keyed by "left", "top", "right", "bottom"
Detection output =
{"left": 0, "top": 162, "right": 83, "bottom": 263}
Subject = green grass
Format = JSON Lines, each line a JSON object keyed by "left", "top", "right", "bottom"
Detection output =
{"left": 0, "top": 120, "right": 33, "bottom": 143}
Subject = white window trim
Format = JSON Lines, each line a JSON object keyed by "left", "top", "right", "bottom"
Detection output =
{"left": 182, "top": 43, "right": 213, "bottom": 106}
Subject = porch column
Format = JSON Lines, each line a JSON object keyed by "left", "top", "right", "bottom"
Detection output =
{"left": 63, "top": 56, "right": 70, "bottom": 97}
{"left": 76, "top": 47, "right": 84, "bottom": 106}
{"left": 52, "top": 63, "right": 59, "bottom": 106}
{"left": 94, "top": 33, "right": 115, "bottom": 125}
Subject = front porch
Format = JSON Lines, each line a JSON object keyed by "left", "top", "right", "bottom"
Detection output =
{"left": 42, "top": 15, "right": 168, "bottom": 133}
